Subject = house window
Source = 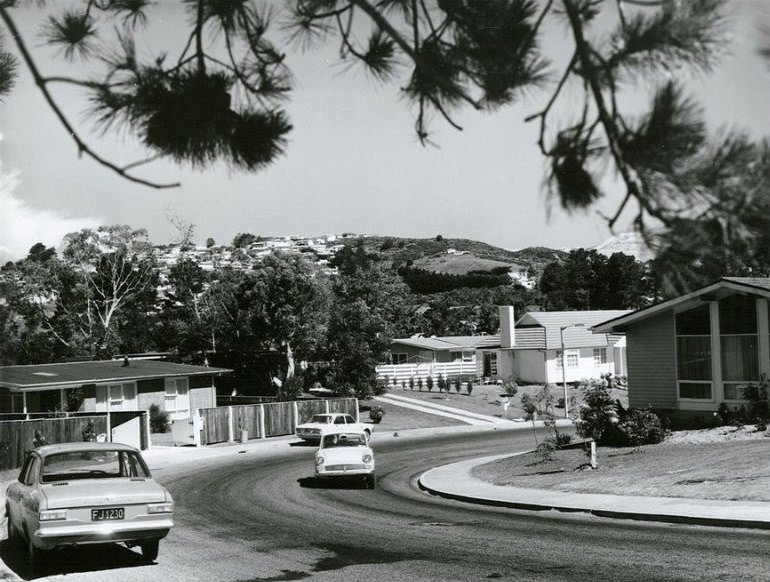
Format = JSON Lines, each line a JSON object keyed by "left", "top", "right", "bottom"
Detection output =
{"left": 453, "top": 351, "right": 474, "bottom": 362}
{"left": 593, "top": 348, "right": 607, "bottom": 366}
{"left": 391, "top": 353, "right": 408, "bottom": 365}
{"left": 675, "top": 305, "right": 712, "bottom": 400}
{"left": 97, "top": 382, "right": 136, "bottom": 412}
{"left": 720, "top": 295, "right": 758, "bottom": 400}
{"left": 556, "top": 350, "right": 578, "bottom": 368}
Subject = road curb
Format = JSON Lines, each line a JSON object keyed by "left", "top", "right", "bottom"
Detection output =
{"left": 417, "top": 458, "right": 770, "bottom": 531}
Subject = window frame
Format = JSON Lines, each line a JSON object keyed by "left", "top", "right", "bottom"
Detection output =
{"left": 593, "top": 348, "right": 607, "bottom": 366}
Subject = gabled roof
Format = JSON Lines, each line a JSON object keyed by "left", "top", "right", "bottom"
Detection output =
{"left": 516, "top": 310, "right": 632, "bottom": 349}
{"left": 594, "top": 277, "right": 770, "bottom": 333}
{"left": 0, "top": 360, "right": 231, "bottom": 391}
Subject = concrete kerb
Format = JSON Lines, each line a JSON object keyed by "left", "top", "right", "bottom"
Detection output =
{"left": 417, "top": 454, "right": 770, "bottom": 530}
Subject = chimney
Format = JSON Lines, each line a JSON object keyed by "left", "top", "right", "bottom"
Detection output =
{"left": 499, "top": 305, "right": 515, "bottom": 348}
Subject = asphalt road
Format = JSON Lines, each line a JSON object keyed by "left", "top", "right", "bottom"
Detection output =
{"left": 2, "top": 430, "right": 768, "bottom": 581}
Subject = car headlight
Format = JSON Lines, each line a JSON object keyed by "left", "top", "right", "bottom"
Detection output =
{"left": 147, "top": 502, "right": 174, "bottom": 514}
{"left": 39, "top": 509, "right": 67, "bottom": 521}
{"left": 362, "top": 454, "right": 373, "bottom": 464}
{"left": 315, "top": 456, "right": 325, "bottom": 466}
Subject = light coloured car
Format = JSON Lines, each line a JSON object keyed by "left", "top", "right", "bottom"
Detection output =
{"left": 5, "top": 442, "right": 174, "bottom": 571}
{"left": 295, "top": 413, "right": 371, "bottom": 443}
{"left": 314, "top": 430, "right": 376, "bottom": 488}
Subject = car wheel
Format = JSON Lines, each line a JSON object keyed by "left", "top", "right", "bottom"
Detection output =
{"left": 6, "top": 507, "right": 18, "bottom": 546}
{"left": 26, "top": 535, "right": 45, "bottom": 573}
{"left": 364, "top": 429, "right": 371, "bottom": 441}
{"left": 367, "top": 474, "right": 376, "bottom": 489}
{"left": 141, "top": 539, "right": 160, "bottom": 561}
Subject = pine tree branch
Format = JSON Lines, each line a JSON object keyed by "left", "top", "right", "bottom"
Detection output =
{"left": 0, "top": 7, "right": 180, "bottom": 189}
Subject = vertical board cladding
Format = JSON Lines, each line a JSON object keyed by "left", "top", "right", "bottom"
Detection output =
{"left": 0, "top": 415, "right": 108, "bottom": 470}
{"left": 263, "top": 402, "right": 295, "bottom": 437}
{"left": 626, "top": 311, "right": 678, "bottom": 409}
{"left": 231, "top": 405, "right": 262, "bottom": 439}
{"left": 296, "top": 400, "right": 327, "bottom": 424}
{"left": 200, "top": 407, "right": 230, "bottom": 445}
{"left": 137, "top": 391, "right": 165, "bottom": 414}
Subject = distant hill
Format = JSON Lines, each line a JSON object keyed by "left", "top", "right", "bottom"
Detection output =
{"left": 593, "top": 232, "right": 654, "bottom": 262}
{"left": 344, "top": 236, "right": 567, "bottom": 278}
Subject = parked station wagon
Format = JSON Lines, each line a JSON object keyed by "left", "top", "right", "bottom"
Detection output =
{"left": 5, "top": 442, "right": 174, "bottom": 570}
{"left": 295, "top": 413, "right": 371, "bottom": 443}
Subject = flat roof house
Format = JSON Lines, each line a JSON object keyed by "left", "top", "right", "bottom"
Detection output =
{"left": 594, "top": 277, "right": 770, "bottom": 420}
{"left": 0, "top": 359, "right": 231, "bottom": 421}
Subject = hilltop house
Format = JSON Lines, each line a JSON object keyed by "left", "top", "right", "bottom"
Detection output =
{"left": 0, "top": 359, "right": 231, "bottom": 421}
{"left": 594, "top": 277, "right": 770, "bottom": 421}
{"left": 377, "top": 306, "right": 629, "bottom": 385}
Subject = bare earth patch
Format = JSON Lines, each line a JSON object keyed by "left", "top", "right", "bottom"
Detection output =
{"left": 472, "top": 426, "right": 770, "bottom": 502}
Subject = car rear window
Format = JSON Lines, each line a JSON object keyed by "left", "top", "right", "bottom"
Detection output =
{"left": 321, "top": 434, "right": 366, "bottom": 448}
{"left": 309, "top": 415, "right": 332, "bottom": 423}
{"left": 40, "top": 450, "right": 150, "bottom": 482}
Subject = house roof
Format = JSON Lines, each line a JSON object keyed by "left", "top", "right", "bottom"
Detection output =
{"left": 516, "top": 310, "right": 632, "bottom": 349}
{"left": 594, "top": 277, "right": 770, "bottom": 333}
{"left": 391, "top": 335, "right": 499, "bottom": 351}
{"left": 0, "top": 360, "right": 231, "bottom": 392}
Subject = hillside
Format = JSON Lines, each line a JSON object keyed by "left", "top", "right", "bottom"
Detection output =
{"left": 351, "top": 236, "right": 566, "bottom": 277}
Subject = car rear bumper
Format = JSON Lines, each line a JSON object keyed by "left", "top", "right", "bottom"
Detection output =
{"left": 33, "top": 517, "right": 174, "bottom": 551}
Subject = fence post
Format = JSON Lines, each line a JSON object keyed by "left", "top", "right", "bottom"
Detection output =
{"left": 144, "top": 411, "right": 151, "bottom": 450}
{"left": 354, "top": 398, "right": 360, "bottom": 422}
{"left": 258, "top": 404, "right": 266, "bottom": 439}
{"left": 292, "top": 401, "right": 299, "bottom": 431}
{"left": 324, "top": 400, "right": 330, "bottom": 414}
{"left": 192, "top": 410, "right": 201, "bottom": 446}
{"left": 227, "top": 406, "right": 234, "bottom": 442}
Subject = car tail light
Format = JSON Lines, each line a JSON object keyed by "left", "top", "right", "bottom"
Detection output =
{"left": 147, "top": 502, "right": 174, "bottom": 514}
{"left": 39, "top": 509, "right": 67, "bottom": 521}
{"left": 315, "top": 456, "right": 325, "bottom": 465}
{"left": 362, "top": 454, "right": 372, "bottom": 464}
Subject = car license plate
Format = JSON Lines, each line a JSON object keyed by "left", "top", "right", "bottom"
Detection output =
{"left": 91, "top": 507, "right": 125, "bottom": 521}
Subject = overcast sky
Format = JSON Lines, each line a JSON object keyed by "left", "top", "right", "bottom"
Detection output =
{"left": 1, "top": 1, "right": 769, "bottom": 261}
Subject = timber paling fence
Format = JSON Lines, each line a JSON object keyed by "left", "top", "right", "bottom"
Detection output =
{"left": 198, "top": 398, "right": 359, "bottom": 446}
{"left": 0, "top": 415, "right": 107, "bottom": 471}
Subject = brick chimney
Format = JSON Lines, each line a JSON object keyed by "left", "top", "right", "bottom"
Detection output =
{"left": 499, "top": 305, "right": 515, "bottom": 348}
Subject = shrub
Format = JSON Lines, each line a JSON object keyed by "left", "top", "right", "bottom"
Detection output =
{"left": 466, "top": 380, "right": 473, "bottom": 396}
{"left": 535, "top": 438, "right": 558, "bottom": 462}
{"left": 744, "top": 375, "right": 769, "bottom": 431}
{"left": 617, "top": 407, "right": 668, "bottom": 447}
{"left": 418, "top": 377, "right": 424, "bottom": 391}
{"left": 454, "top": 377, "right": 462, "bottom": 393}
{"left": 501, "top": 377, "right": 518, "bottom": 398}
{"left": 536, "top": 384, "right": 556, "bottom": 416}
{"left": 437, "top": 374, "right": 446, "bottom": 392}
{"left": 369, "top": 405, "right": 386, "bottom": 423}
{"left": 409, "top": 377, "right": 415, "bottom": 391}
{"left": 149, "top": 403, "right": 170, "bottom": 433}
{"left": 576, "top": 383, "right": 623, "bottom": 445}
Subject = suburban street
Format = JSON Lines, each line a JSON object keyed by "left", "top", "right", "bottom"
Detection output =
{"left": 1, "top": 430, "right": 767, "bottom": 582}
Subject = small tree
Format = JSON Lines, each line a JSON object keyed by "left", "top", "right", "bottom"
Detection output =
{"left": 369, "top": 405, "right": 386, "bottom": 424}
{"left": 454, "top": 377, "right": 462, "bottom": 394}
{"left": 417, "top": 377, "right": 424, "bottom": 391}
{"left": 521, "top": 393, "right": 539, "bottom": 446}
{"left": 466, "top": 380, "right": 473, "bottom": 396}
{"left": 409, "top": 377, "right": 415, "bottom": 391}
{"left": 437, "top": 374, "right": 446, "bottom": 393}
{"left": 577, "top": 383, "right": 623, "bottom": 445}
{"left": 425, "top": 376, "right": 433, "bottom": 391}
{"left": 501, "top": 377, "right": 518, "bottom": 398}
{"left": 149, "top": 403, "right": 170, "bottom": 434}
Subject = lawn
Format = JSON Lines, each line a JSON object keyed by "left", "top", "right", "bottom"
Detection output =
{"left": 386, "top": 382, "right": 629, "bottom": 421}
{"left": 471, "top": 426, "right": 770, "bottom": 502}
{"left": 361, "top": 400, "right": 464, "bottom": 432}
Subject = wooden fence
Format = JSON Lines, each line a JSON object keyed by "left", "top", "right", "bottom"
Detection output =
{"left": 0, "top": 411, "right": 150, "bottom": 471}
{"left": 0, "top": 415, "right": 107, "bottom": 471}
{"left": 198, "top": 398, "right": 359, "bottom": 446}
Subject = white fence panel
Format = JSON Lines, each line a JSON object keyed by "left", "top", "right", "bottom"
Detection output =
{"left": 376, "top": 361, "right": 478, "bottom": 385}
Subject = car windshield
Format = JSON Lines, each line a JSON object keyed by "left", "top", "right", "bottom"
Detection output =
{"left": 310, "top": 415, "right": 333, "bottom": 424}
{"left": 40, "top": 450, "right": 150, "bottom": 482}
{"left": 322, "top": 433, "right": 366, "bottom": 448}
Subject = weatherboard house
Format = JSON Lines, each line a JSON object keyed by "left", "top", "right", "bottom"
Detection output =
{"left": 593, "top": 277, "right": 770, "bottom": 420}
{"left": 0, "top": 359, "right": 231, "bottom": 421}
{"left": 377, "top": 306, "right": 629, "bottom": 385}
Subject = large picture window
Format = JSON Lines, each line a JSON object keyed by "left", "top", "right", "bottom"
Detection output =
{"left": 675, "top": 305, "right": 712, "bottom": 400}
{"left": 719, "top": 295, "right": 758, "bottom": 400}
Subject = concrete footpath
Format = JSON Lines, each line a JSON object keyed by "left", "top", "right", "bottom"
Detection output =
{"left": 418, "top": 453, "right": 770, "bottom": 530}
